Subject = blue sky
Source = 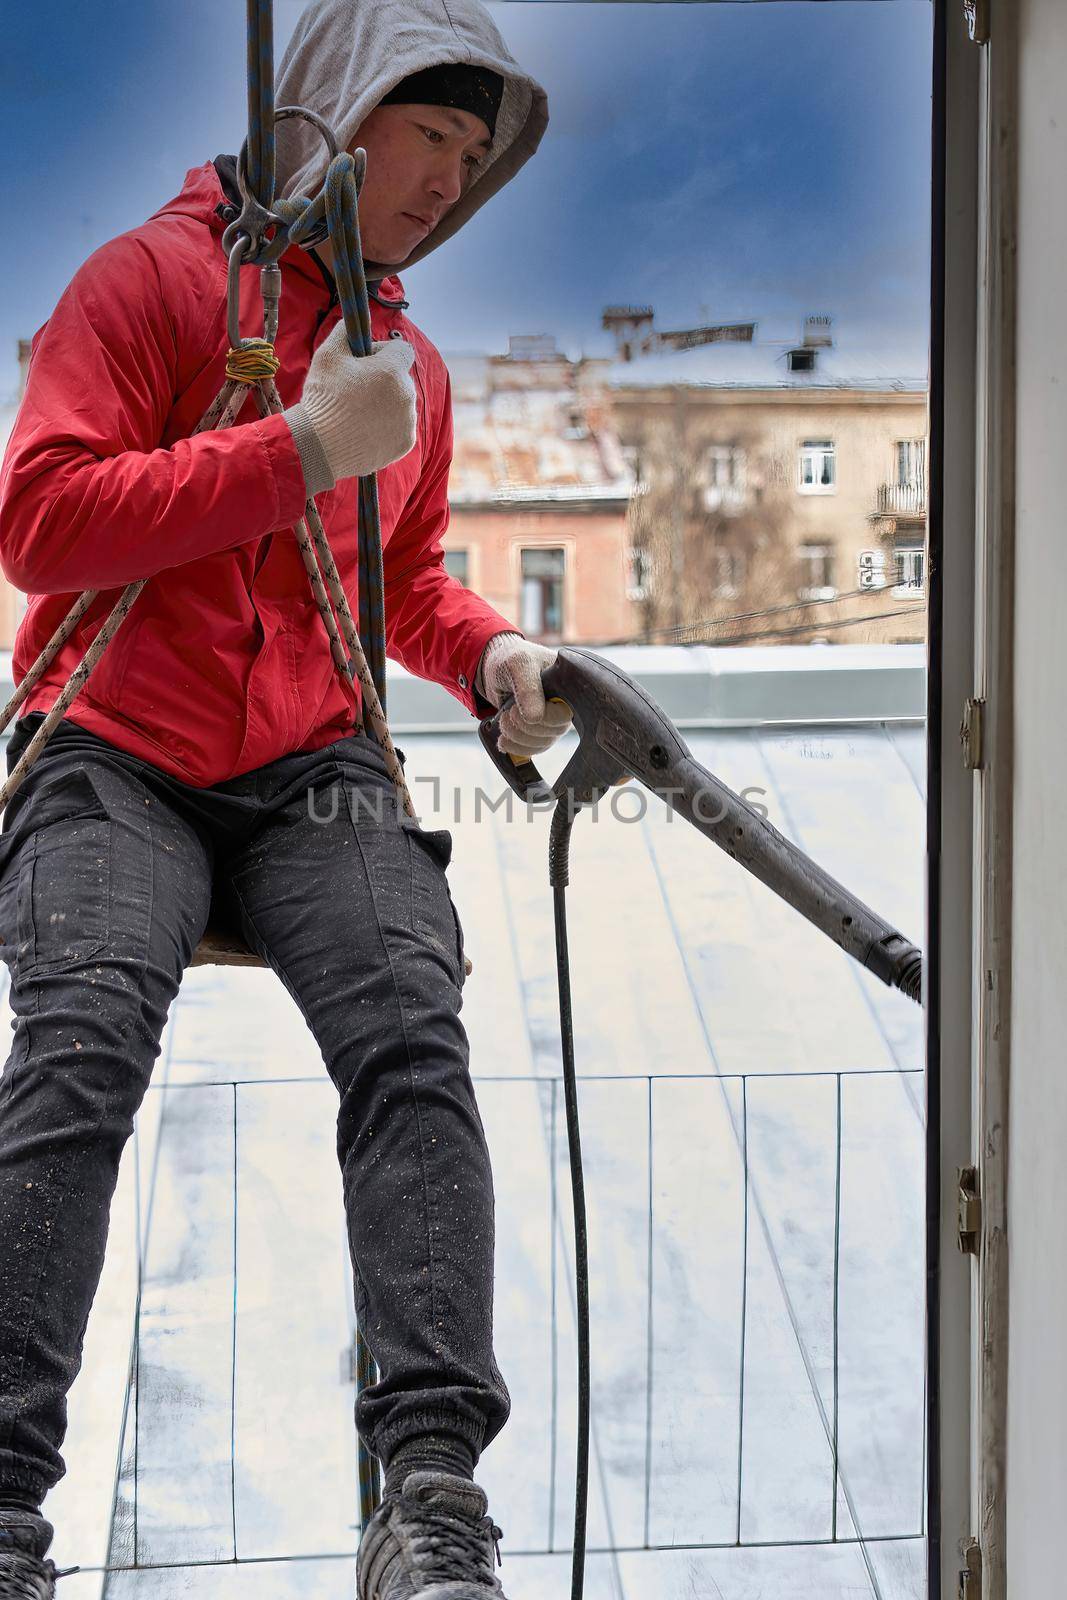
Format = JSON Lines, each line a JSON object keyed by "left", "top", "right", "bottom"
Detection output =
{"left": 1, "top": 1, "right": 932, "bottom": 398}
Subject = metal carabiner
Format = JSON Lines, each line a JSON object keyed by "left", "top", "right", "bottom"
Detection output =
{"left": 227, "top": 234, "right": 251, "bottom": 351}
{"left": 275, "top": 103, "right": 340, "bottom": 161}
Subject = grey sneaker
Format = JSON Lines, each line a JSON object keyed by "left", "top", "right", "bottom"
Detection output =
{"left": 356, "top": 1470, "right": 507, "bottom": 1600}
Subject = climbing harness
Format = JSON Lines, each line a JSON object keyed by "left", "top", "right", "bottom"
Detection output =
{"left": 481, "top": 646, "right": 924, "bottom": 1600}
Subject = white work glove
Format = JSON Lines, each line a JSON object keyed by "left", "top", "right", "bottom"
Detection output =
{"left": 283, "top": 322, "right": 417, "bottom": 497}
{"left": 475, "top": 632, "right": 573, "bottom": 758}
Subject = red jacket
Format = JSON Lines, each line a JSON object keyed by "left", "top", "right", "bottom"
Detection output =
{"left": 0, "top": 162, "right": 518, "bottom": 787}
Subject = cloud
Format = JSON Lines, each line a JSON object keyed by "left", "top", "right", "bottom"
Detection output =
{"left": 1, "top": 0, "right": 933, "bottom": 396}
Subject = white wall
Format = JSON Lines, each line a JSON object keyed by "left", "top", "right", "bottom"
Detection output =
{"left": 1006, "top": 0, "right": 1067, "bottom": 1586}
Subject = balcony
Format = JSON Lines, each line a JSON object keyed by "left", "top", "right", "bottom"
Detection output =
{"left": 876, "top": 480, "right": 927, "bottom": 517}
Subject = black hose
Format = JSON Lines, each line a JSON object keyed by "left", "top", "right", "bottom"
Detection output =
{"left": 550, "top": 801, "right": 589, "bottom": 1600}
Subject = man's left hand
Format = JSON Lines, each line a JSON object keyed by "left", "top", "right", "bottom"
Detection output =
{"left": 475, "top": 632, "right": 573, "bottom": 758}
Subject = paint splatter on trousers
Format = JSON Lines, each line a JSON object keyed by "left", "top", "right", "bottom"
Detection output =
{"left": 0, "top": 712, "right": 510, "bottom": 1512}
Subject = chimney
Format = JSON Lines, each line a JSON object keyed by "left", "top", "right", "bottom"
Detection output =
{"left": 802, "top": 315, "right": 834, "bottom": 348}
{"left": 601, "top": 305, "right": 655, "bottom": 362}
{"left": 17, "top": 340, "right": 32, "bottom": 398}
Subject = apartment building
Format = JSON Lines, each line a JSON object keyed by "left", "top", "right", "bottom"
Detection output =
{"left": 605, "top": 311, "right": 929, "bottom": 645}
{"left": 443, "top": 337, "right": 638, "bottom": 644}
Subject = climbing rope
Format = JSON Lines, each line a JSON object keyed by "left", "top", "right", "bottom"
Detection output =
{"left": 0, "top": 0, "right": 405, "bottom": 1527}
{"left": 224, "top": 340, "right": 281, "bottom": 383}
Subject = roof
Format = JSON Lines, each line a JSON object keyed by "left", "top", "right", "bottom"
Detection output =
{"left": 1, "top": 646, "right": 926, "bottom": 1598}
{"left": 445, "top": 353, "right": 633, "bottom": 508}
{"left": 381, "top": 642, "right": 927, "bottom": 732}
{"left": 440, "top": 330, "right": 929, "bottom": 516}
{"left": 606, "top": 334, "right": 930, "bottom": 394}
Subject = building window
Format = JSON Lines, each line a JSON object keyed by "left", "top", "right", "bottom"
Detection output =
{"left": 707, "top": 444, "right": 745, "bottom": 487}
{"left": 704, "top": 445, "right": 747, "bottom": 512}
{"left": 561, "top": 407, "right": 589, "bottom": 441}
{"left": 714, "top": 548, "right": 746, "bottom": 598}
{"left": 444, "top": 549, "right": 470, "bottom": 586}
{"left": 520, "top": 547, "right": 566, "bottom": 638}
{"left": 877, "top": 438, "right": 928, "bottom": 514}
{"left": 892, "top": 542, "right": 926, "bottom": 596}
{"left": 895, "top": 437, "right": 926, "bottom": 487}
{"left": 798, "top": 440, "right": 836, "bottom": 493}
{"left": 797, "top": 542, "right": 837, "bottom": 601}
{"left": 788, "top": 348, "right": 816, "bottom": 372}
{"left": 626, "top": 547, "right": 652, "bottom": 602}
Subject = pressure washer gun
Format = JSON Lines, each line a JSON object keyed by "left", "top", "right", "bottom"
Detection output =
{"left": 479, "top": 645, "right": 923, "bottom": 1005}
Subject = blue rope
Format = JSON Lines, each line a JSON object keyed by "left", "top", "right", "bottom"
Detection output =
{"left": 245, "top": 0, "right": 276, "bottom": 212}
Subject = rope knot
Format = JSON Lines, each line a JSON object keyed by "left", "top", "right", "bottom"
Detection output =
{"left": 226, "top": 339, "right": 280, "bottom": 383}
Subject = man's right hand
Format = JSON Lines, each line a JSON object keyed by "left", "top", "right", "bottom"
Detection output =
{"left": 283, "top": 323, "right": 418, "bottom": 497}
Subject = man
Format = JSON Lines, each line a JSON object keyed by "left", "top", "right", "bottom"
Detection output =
{"left": 0, "top": 1, "right": 568, "bottom": 1594}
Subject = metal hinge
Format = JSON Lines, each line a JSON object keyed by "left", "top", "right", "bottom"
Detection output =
{"left": 960, "top": 697, "right": 985, "bottom": 770}
{"left": 963, "top": 0, "right": 989, "bottom": 44}
{"left": 957, "top": 1167, "right": 982, "bottom": 1255}
{"left": 958, "top": 1537, "right": 983, "bottom": 1598}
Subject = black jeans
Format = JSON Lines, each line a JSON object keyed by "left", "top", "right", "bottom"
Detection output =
{"left": 0, "top": 713, "right": 509, "bottom": 1511}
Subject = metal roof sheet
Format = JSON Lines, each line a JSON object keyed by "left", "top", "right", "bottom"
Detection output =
{"left": 605, "top": 336, "right": 930, "bottom": 393}
{"left": 2, "top": 649, "right": 926, "bottom": 1598}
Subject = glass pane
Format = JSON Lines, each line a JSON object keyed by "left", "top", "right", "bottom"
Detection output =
{"left": 520, "top": 577, "right": 544, "bottom": 633}
{"left": 521, "top": 547, "right": 566, "bottom": 579}
{"left": 13, "top": 4, "right": 933, "bottom": 1594}
{"left": 444, "top": 549, "right": 469, "bottom": 585}
{"left": 543, "top": 578, "right": 563, "bottom": 635}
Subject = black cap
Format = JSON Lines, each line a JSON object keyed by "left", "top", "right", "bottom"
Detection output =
{"left": 378, "top": 63, "right": 505, "bottom": 142}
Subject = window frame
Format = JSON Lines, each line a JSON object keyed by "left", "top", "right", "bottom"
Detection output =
{"left": 713, "top": 546, "right": 746, "bottom": 599}
{"left": 443, "top": 547, "right": 472, "bottom": 587}
{"left": 518, "top": 544, "right": 567, "bottom": 639}
{"left": 892, "top": 542, "right": 927, "bottom": 596}
{"left": 796, "top": 540, "right": 838, "bottom": 601}
{"left": 797, "top": 438, "right": 837, "bottom": 495}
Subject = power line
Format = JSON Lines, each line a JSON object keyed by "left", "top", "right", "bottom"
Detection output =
{"left": 683, "top": 605, "right": 920, "bottom": 648}
{"left": 597, "top": 586, "right": 919, "bottom": 648}
{"left": 649, "top": 587, "right": 872, "bottom": 640}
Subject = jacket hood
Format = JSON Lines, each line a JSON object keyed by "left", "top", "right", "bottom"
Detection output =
{"left": 273, "top": 0, "right": 548, "bottom": 277}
